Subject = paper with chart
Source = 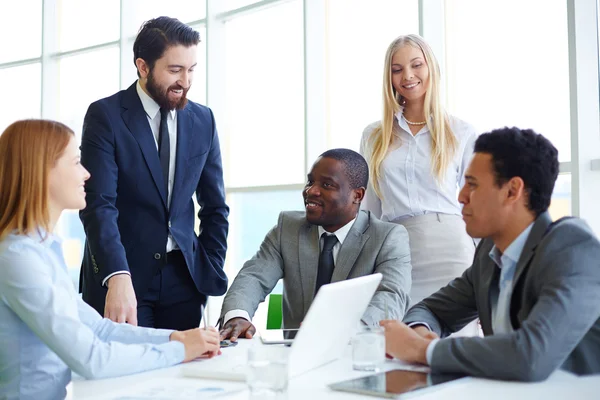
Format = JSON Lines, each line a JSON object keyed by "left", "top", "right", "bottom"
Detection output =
{"left": 85, "top": 377, "right": 246, "bottom": 399}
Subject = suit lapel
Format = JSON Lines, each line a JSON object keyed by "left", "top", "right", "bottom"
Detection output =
{"left": 121, "top": 83, "right": 168, "bottom": 209}
{"left": 170, "top": 105, "right": 194, "bottom": 214}
{"left": 508, "top": 212, "right": 552, "bottom": 327}
{"left": 298, "top": 222, "right": 320, "bottom": 314}
{"left": 331, "top": 211, "right": 369, "bottom": 282}
{"left": 511, "top": 212, "right": 552, "bottom": 287}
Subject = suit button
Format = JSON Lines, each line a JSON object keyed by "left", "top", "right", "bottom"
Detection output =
{"left": 93, "top": 266, "right": 99, "bottom": 274}
{"left": 154, "top": 253, "right": 161, "bottom": 260}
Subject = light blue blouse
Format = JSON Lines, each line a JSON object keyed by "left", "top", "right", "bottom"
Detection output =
{"left": 0, "top": 231, "right": 185, "bottom": 400}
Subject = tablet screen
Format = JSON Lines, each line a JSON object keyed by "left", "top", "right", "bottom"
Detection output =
{"left": 329, "top": 369, "right": 465, "bottom": 398}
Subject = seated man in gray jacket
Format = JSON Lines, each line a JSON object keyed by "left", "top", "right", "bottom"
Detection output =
{"left": 219, "top": 148, "right": 412, "bottom": 341}
{"left": 382, "top": 127, "right": 600, "bottom": 381}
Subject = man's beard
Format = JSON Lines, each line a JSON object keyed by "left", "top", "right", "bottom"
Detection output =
{"left": 146, "top": 70, "right": 190, "bottom": 110}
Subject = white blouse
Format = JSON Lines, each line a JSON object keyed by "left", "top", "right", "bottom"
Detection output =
{"left": 360, "top": 112, "right": 478, "bottom": 223}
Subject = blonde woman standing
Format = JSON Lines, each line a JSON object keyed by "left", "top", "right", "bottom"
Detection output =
{"left": 361, "top": 34, "right": 477, "bottom": 306}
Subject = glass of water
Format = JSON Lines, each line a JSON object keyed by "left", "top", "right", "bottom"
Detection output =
{"left": 247, "top": 345, "right": 289, "bottom": 398}
{"left": 352, "top": 325, "right": 386, "bottom": 371}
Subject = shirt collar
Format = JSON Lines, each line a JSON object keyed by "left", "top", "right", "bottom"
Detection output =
{"left": 136, "top": 80, "right": 176, "bottom": 121}
{"left": 318, "top": 217, "right": 357, "bottom": 246}
{"left": 395, "top": 109, "right": 431, "bottom": 136}
{"left": 489, "top": 223, "right": 534, "bottom": 269}
{"left": 26, "top": 228, "right": 62, "bottom": 248}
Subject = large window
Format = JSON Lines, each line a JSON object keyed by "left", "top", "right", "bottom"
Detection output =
{"left": 56, "top": 47, "right": 120, "bottom": 138}
{"left": 57, "top": 0, "right": 120, "bottom": 52}
{"left": 122, "top": 0, "right": 206, "bottom": 38}
{"left": 226, "top": 189, "right": 303, "bottom": 277}
{"left": 326, "top": 0, "right": 419, "bottom": 151}
{"left": 0, "top": 0, "right": 42, "bottom": 64}
{"left": 445, "top": 0, "right": 571, "bottom": 162}
{"left": 222, "top": 0, "right": 305, "bottom": 188}
{"left": 444, "top": 0, "right": 572, "bottom": 216}
{"left": 0, "top": 64, "right": 41, "bottom": 132}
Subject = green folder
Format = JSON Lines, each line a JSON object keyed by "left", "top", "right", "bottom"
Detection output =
{"left": 266, "top": 293, "right": 283, "bottom": 330}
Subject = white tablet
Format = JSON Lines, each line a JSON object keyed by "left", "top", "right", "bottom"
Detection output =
{"left": 329, "top": 369, "right": 468, "bottom": 398}
{"left": 259, "top": 329, "right": 299, "bottom": 345}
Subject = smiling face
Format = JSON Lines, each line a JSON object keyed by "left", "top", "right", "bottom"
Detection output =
{"left": 391, "top": 44, "right": 430, "bottom": 105}
{"left": 138, "top": 44, "right": 197, "bottom": 110}
{"left": 303, "top": 157, "right": 363, "bottom": 232}
{"left": 48, "top": 135, "right": 90, "bottom": 213}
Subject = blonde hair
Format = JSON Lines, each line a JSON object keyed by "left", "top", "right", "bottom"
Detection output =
{"left": 0, "top": 119, "right": 74, "bottom": 241}
{"left": 365, "top": 34, "right": 457, "bottom": 199}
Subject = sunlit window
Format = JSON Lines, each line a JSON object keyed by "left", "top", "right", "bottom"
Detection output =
{"left": 326, "top": 0, "right": 419, "bottom": 151}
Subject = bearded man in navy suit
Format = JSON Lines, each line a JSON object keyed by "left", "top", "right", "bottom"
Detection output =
{"left": 79, "top": 17, "right": 229, "bottom": 330}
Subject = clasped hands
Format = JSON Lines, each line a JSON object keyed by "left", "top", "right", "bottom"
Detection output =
{"left": 380, "top": 320, "right": 438, "bottom": 365}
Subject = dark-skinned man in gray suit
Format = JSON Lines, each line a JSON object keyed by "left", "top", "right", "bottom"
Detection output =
{"left": 381, "top": 127, "right": 600, "bottom": 381}
{"left": 219, "top": 148, "right": 412, "bottom": 341}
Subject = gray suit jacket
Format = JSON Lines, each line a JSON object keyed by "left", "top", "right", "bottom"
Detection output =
{"left": 220, "top": 210, "right": 412, "bottom": 327}
{"left": 404, "top": 212, "right": 600, "bottom": 381}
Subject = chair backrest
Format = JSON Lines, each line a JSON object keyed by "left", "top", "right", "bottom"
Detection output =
{"left": 266, "top": 293, "right": 283, "bottom": 329}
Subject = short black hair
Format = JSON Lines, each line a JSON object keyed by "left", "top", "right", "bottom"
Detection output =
{"left": 474, "top": 127, "right": 559, "bottom": 216}
{"left": 319, "top": 148, "right": 369, "bottom": 189}
{"left": 133, "top": 16, "right": 200, "bottom": 78}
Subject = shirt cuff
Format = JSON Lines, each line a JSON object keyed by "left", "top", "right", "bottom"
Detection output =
{"left": 102, "top": 271, "right": 131, "bottom": 287}
{"left": 224, "top": 309, "right": 251, "bottom": 325}
{"left": 143, "top": 328, "right": 177, "bottom": 345}
{"left": 407, "top": 321, "right": 433, "bottom": 332}
{"left": 161, "top": 340, "right": 186, "bottom": 364}
{"left": 426, "top": 338, "right": 439, "bottom": 365}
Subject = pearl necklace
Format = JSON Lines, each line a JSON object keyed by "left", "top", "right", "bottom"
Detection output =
{"left": 403, "top": 116, "right": 427, "bottom": 125}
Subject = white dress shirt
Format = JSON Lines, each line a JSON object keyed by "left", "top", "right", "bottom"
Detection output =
{"left": 0, "top": 232, "right": 185, "bottom": 400}
{"left": 360, "top": 111, "right": 478, "bottom": 222}
{"left": 223, "top": 217, "right": 357, "bottom": 325}
{"left": 103, "top": 82, "right": 179, "bottom": 285}
{"left": 424, "top": 223, "right": 535, "bottom": 364}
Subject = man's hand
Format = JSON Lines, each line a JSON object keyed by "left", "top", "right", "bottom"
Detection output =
{"left": 219, "top": 317, "right": 256, "bottom": 341}
{"left": 380, "top": 320, "right": 431, "bottom": 365}
{"left": 412, "top": 325, "right": 439, "bottom": 340}
{"left": 105, "top": 274, "right": 137, "bottom": 325}
{"left": 170, "top": 327, "right": 221, "bottom": 362}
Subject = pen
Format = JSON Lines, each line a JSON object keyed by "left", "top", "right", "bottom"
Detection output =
{"left": 385, "top": 299, "right": 389, "bottom": 320}
{"left": 200, "top": 304, "right": 207, "bottom": 330}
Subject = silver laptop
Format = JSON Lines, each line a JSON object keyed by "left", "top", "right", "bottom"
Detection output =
{"left": 183, "top": 273, "right": 383, "bottom": 381}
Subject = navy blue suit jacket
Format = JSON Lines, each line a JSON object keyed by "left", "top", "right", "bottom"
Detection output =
{"left": 79, "top": 83, "right": 229, "bottom": 314}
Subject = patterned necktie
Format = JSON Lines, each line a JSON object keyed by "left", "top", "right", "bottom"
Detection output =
{"left": 158, "top": 108, "right": 170, "bottom": 198}
{"left": 315, "top": 233, "right": 338, "bottom": 295}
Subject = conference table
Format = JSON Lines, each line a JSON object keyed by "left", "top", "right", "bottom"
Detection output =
{"left": 71, "top": 338, "right": 600, "bottom": 399}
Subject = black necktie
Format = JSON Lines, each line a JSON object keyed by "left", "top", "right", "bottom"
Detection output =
{"left": 158, "top": 108, "right": 170, "bottom": 197}
{"left": 315, "top": 233, "right": 338, "bottom": 295}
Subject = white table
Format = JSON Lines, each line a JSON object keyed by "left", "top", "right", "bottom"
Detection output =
{"left": 71, "top": 338, "right": 600, "bottom": 399}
